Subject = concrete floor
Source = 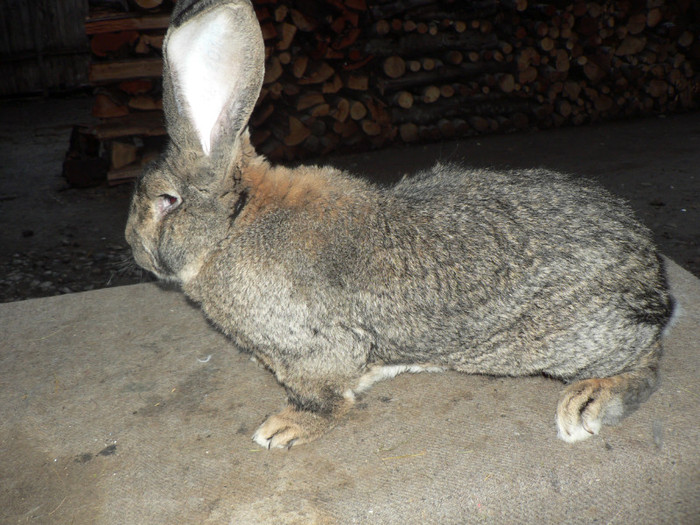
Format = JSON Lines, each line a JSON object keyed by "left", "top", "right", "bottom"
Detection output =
{"left": 1, "top": 261, "right": 698, "bottom": 524}
{"left": 0, "top": 98, "right": 699, "bottom": 523}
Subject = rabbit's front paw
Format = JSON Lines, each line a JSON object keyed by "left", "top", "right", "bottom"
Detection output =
{"left": 252, "top": 406, "right": 332, "bottom": 449}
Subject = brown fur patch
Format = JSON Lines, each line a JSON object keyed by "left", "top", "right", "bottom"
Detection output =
{"left": 242, "top": 162, "right": 339, "bottom": 213}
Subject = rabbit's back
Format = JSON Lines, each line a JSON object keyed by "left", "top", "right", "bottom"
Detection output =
{"left": 345, "top": 165, "right": 672, "bottom": 379}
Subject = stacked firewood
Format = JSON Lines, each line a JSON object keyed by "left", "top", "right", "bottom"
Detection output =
{"left": 253, "top": 0, "right": 699, "bottom": 160}
{"left": 80, "top": 0, "right": 172, "bottom": 184}
{"left": 249, "top": 0, "right": 395, "bottom": 160}
{"left": 71, "top": 0, "right": 698, "bottom": 185}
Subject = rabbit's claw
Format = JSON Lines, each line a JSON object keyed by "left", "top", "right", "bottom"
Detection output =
{"left": 252, "top": 406, "right": 331, "bottom": 449}
{"left": 556, "top": 378, "right": 622, "bottom": 443}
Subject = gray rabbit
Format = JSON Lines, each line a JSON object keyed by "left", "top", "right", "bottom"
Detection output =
{"left": 125, "top": 0, "right": 674, "bottom": 449}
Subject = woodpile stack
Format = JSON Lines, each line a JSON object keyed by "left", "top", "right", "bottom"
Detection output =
{"left": 71, "top": 0, "right": 699, "bottom": 185}
{"left": 78, "top": 0, "right": 172, "bottom": 185}
{"left": 249, "top": 0, "right": 395, "bottom": 160}
{"left": 253, "top": 0, "right": 699, "bottom": 160}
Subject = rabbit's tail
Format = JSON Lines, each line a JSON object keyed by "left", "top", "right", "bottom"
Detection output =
{"left": 555, "top": 342, "right": 661, "bottom": 442}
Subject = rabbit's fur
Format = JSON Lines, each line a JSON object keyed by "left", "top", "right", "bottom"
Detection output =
{"left": 126, "top": 0, "right": 674, "bottom": 449}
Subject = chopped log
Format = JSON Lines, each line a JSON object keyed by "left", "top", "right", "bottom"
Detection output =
{"left": 119, "top": 79, "right": 153, "bottom": 95}
{"left": 647, "top": 79, "right": 668, "bottom": 98}
{"left": 498, "top": 73, "right": 515, "bottom": 93}
{"left": 274, "top": 5, "right": 288, "bottom": 22}
{"left": 289, "top": 9, "right": 318, "bottom": 32}
{"left": 251, "top": 103, "right": 275, "bottom": 127}
{"left": 678, "top": 31, "right": 694, "bottom": 48}
{"left": 616, "top": 37, "right": 647, "bottom": 56}
{"left": 91, "top": 31, "right": 139, "bottom": 57}
{"left": 407, "top": 60, "right": 421, "bottom": 73}
{"left": 260, "top": 22, "right": 277, "bottom": 40}
{"left": 383, "top": 56, "right": 406, "bottom": 79}
{"left": 626, "top": 13, "right": 647, "bottom": 35}
{"left": 361, "top": 119, "right": 382, "bottom": 136}
{"left": 134, "top": 33, "right": 164, "bottom": 54}
{"left": 469, "top": 116, "right": 490, "bottom": 132}
{"left": 292, "top": 55, "right": 309, "bottom": 79}
{"left": 333, "top": 119, "right": 360, "bottom": 139}
{"left": 298, "top": 62, "right": 335, "bottom": 85}
{"left": 422, "top": 85, "right": 440, "bottom": 103}
{"left": 399, "top": 122, "right": 419, "bottom": 142}
{"left": 553, "top": 49, "right": 570, "bottom": 72}
{"left": 133, "top": 0, "right": 163, "bottom": 9}
{"left": 333, "top": 98, "right": 351, "bottom": 122}
{"left": 375, "top": 20, "right": 391, "bottom": 36}
{"left": 647, "top": 8, "right": 663, "bottom": 28}
{"left": 297, "top": 92, "right": 325, "bottom": 111}
{"left": 284, "top": 117, "right": 311, "bottom": 146}
{"left": 584, "top": 61, "right": 606, "bottom": 83}
{"left": 346, "top": 74, "right": 369, "bottom": 91}
{"left": 107, "top": 164, "right": 144, "bottom": 186}
{"left": 278, "top": 51, "right": 292, "bottom": 65}
{"left": 268, "top": 82, "right": 284, "bottom": 98}
{"left": 365, "top": 98, "right": 391, "bottom": 126}
{"left": 92, "top": 93, "right": 129, "bottom": 118}
{"left": 263, "top": 57, "right": 283, "bottom": 84}
{"left": 322, "top": 74, "right": 343, "bottom": 94}
{"left": 111, "top": 140, "right": 138, "bottom": 170}
{"left": 445, "top": 50, "right": 463, "bottom": 65}
{"left": 393, "top": 91, "right": 414, "bottom": 109}
{"left": 277, "top": 22, "right": 296, "bottom": 51}
{"left": 557, "top": 99, "right": 572, "bottom": 118}
{"left": 437, "top": 118, "right": 455, "bottom": 138}
{"left": 311, "top": 104, "right": 331, "bottom": 117}
{"left": 594, "top": 94, "right": 614, "bottom": 112}
{"left": 89, "top": 58, "right": 163, "bottom": 83}
{"left": 421, "top": 58, "right": 438, "bottom": 71}
{"left": 350, "top": 100, "right": 367, "bottom": 120}
{"left": 128, "top": 95, "right": 162, "bottom": 111}
{"left": 519, "top": 66, "right": 538, "bottom": 84}
{"left": 440, "top": 84, "right": 455, "bottom": 98}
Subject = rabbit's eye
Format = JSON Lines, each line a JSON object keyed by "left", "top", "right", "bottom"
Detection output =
{"left": 156, "top": 193, "right": 180, "bottom": 215}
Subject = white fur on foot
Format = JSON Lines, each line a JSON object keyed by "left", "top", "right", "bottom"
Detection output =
{"left": 556, "top": 412, "right": 602, "bottom": 443}
{"left": 252, "top": 415, "right": 302, "bottom": 449}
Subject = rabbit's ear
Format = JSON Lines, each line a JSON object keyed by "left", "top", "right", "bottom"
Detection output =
{"left": 162, "top": 0, "right": 264, "bottom": 159}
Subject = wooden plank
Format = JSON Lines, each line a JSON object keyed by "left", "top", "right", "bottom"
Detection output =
{"left": 107, "top": 164, "right": 144, "bottom": 185}
{"left": 85, "top": 13, "right": 171, "bottom": 35}
{"left": 92, "top": 111, "right": 166, "bottom": 140}
{"left": 89, "top": 58, "right": 163, "bottom": 83}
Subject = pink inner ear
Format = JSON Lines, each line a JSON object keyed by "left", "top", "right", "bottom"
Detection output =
{"left": 157, "top": 195, "right": 178, "bottom": 215}
{"left": 166, "top": 8, "right": 244, "bottom": 156}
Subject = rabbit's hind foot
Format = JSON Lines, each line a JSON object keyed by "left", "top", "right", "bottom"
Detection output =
{"left": 556, "top": 377, "right": 624, "bottom": 442}
{"left": 555, "top": 351, "right": 659, "bottom": 443}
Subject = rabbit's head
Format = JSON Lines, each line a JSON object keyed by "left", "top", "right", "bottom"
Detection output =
{"left": 125, "top": 0, "right": 265, "bottom": 283}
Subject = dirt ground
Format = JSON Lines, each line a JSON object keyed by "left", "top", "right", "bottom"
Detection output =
{"left": 0, "top": 94, "right": 698, "bottom": 303}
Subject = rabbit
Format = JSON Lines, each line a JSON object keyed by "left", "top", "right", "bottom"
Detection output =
{"left": 125, "top": 0, "right": 674, "bottom": 449}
